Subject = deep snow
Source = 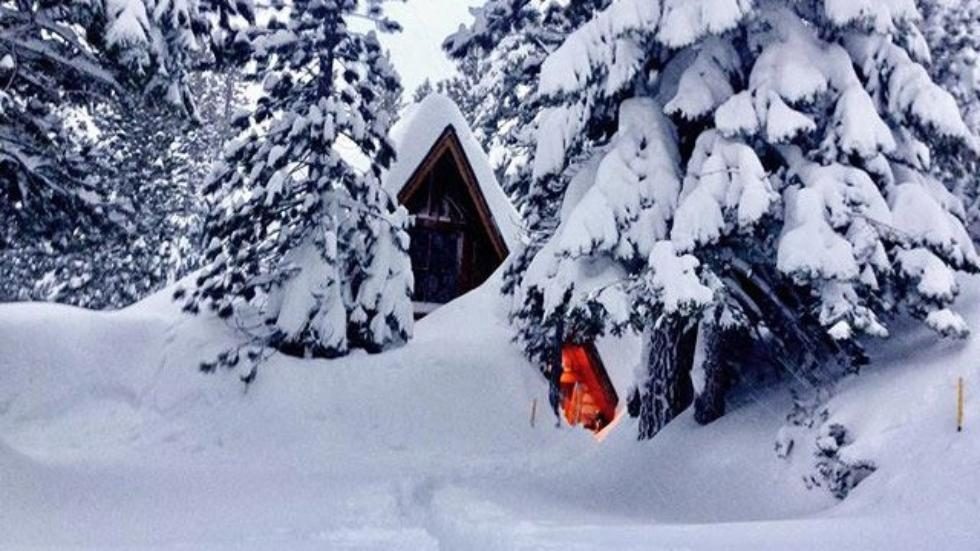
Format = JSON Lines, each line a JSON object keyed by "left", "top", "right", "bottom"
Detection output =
{"left": 1, "top": 273, "right": 979, "bottom": 549}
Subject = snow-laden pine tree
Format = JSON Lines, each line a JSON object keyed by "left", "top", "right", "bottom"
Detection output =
{"left": 923, "top": 0, "right": 980, "bottom": 235}
{"left": 0, "top": 0, "right": 249, "bottom": 231}
{"left": 444, "top": 0, "right": 610, "bottom": 184}
{"left": 517, "top": 0, "right": 980, "bottom": 438}
{"left": 180, "top": 0, "right": 413, "bottom": 374}
{"left": 443, "top": 0, "right": 557, "bottom": 188}
{"left": 443, "top": 0, "right": 611, "bottom": 299}
{"left": 0, "top": 0, "right": 252, "bottom": 306}
{"left": 1, "top": 102, "right": 199, "bottom": 308}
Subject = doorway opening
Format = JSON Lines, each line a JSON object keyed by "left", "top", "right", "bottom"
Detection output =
{"left": 559, "top": 343, "right": 619, "bottom": 432}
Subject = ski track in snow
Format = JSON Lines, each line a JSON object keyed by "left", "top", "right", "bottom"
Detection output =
{"left": 2, "top": 273, "right": 980, "bottom": 549}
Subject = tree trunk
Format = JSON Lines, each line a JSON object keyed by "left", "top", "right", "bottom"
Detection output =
{"left": 723, "top": 259, "right": 854, "bottom": 383}
{"left": 637, "top": 316, "right": 696, "bottom": 440}
{"left": 693, "top": 324, "right": 732, "bottom": 425}
{"left": 548, "top": 314, "right": 565, "bottom": 424}
{"left": 217, "top": 70, "right": 238, "bottom": 154}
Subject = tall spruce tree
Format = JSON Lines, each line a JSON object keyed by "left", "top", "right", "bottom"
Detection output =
{"left": 442, "top": 0, "right": 546, "bottom": 182}
{"left": 180, "top": 0, "right": 413, "bottom": 376}
{"left": 443, "top": 0, "right": 609, "bottom": 191}
{"left": 0, "top": 71, "right": 246, "bottom": 308}
{"left": 0, "top": 0, "right": 253, "bottom": 306}
{"left": 923, "top": 0, "right": 980, "bottom": 236}
{"left": 514, "top": 1, "right": 979, "bottom": 438}
{"left": 442, "top": 0, "right": 611, "bottom": 300}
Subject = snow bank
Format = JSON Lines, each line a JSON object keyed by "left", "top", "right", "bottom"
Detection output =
{"left": 0, "top": 272, "right": 572, "bottom": 469}
{"left": 820, "top": 281, "right": 980, "bottom": 521}
{"left": 2, "top": 274, "right": 980, "bottom": 548}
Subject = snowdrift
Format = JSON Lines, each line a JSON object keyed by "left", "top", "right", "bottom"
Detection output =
{"left": 0, "top": 275, "right": 578, "bottom": 469}
{"left": 1, "top": 274, "right": 979, "bottom": 549}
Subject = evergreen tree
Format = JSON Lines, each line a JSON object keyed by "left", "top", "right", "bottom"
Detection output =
{"left": 0, "top": 0, "right": 249, "bottom": 226}
{"left": 442, "top": 0, "right": 543, "bottom": 172}
{"left": 412, "top": 78, "right": 434, "bottom": 104}
{"left": 515, "top": 1, "right": 979, "bottom": 438}
{"left": 425, "top": 61, "right": 481, "bottom": 132}
{"left": 0, "top": 0, "right": 253, "bottom": 306}
{"left": 444, "top": 0, "right": 609, "bottom": 203}
{"left": 442, "top": 0, "right": 611, "bottom": 299}
{"left": 923, "top": 0, "right": 980, "bottom": 236}
{"left": 0, "top": 70, "right": 247, "bottom": 308}
{"left": 180, "top": 0, "right": 413, "bottom": 377}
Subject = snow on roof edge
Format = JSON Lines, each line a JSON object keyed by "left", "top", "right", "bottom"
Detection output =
{"left": 383, "top": 93, "right": 522, "bottom": 252}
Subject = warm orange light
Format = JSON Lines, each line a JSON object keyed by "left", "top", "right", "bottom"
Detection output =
{"left": 559, "top": 343, "right": 618, "bottom": 432}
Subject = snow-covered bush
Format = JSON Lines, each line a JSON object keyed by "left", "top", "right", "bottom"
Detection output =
{"left": 180, "top": 0, "right": 413, "bottom": 377}
{"left": 511, "top": 0, "right": 979, "bottom": 438}
{"left": 807, "top": 423, "right": 877, "bottom": 500}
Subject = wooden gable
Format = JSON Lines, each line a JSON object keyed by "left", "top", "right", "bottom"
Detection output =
{"left": 396, "top": 126, "right": 510, "bottom": 314}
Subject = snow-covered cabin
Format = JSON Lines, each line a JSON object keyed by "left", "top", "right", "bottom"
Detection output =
{"left": 385, "top": 94, "right": 520, "bottom": 317}
{"left": 385, "top": 95, "right": 628, "bottom": 434}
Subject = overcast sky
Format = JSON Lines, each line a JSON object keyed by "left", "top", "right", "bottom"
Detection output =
{"left": 378, "top": 0, "right": 485, "bottom": 96}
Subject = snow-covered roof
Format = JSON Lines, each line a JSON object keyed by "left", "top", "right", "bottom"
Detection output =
{"left": 383, "top": 93, "right": 522, "bottom": 252}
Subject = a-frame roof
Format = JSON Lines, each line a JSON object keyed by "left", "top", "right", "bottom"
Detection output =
{"left": 383, "top": 94, "right": 521, "bottom": 253}
{"left": 396, "top": 127, "right": 510, "bottom": 261}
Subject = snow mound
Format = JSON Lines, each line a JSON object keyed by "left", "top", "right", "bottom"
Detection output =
{"left": 2, "top": 274, "right": 980, "bottom": 548}
{"left": 0, "top": 273, "right": 570, "bottom": 468}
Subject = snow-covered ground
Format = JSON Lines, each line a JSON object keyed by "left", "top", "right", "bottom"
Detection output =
{"left": 2, "top": 273, "right": 979, "bottom": 550}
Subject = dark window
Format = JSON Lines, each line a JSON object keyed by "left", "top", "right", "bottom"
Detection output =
{"left": 402, "top": 143, "right": 507, "bottom": 310}
{"left": 410, "top": 226, "right": 463, "bottom": 304}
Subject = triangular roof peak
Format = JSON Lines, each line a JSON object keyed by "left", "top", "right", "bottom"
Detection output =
{"left": 383, "top": 93, "right": 521, "bottom": 252}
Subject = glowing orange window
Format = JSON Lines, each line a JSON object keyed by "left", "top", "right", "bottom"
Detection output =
{"left": 559, "top": 343, "right": 618, "bottom": 432}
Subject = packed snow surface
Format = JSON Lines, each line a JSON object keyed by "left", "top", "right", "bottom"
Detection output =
{"left": 2, "top": 273, "right": 980, "bottom": 549}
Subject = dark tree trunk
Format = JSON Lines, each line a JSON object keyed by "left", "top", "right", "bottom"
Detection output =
{"left": 694, "top": 324, "right": 732, "bottom": 425}
{"left": 637, "top": 317, "right": 696, "bottom": 440}
{"left": 722, "top": 258, "right": 854, "bottom": 383}
{"left": 217, "top": 71, "right": 238, "bottom": 153}
{"left": 548, "top": 313, "right": 565, "bottom": 422}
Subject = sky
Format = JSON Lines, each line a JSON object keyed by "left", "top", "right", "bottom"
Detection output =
{"left": 377, "top": 0, "right": 485, "bottom": 96}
